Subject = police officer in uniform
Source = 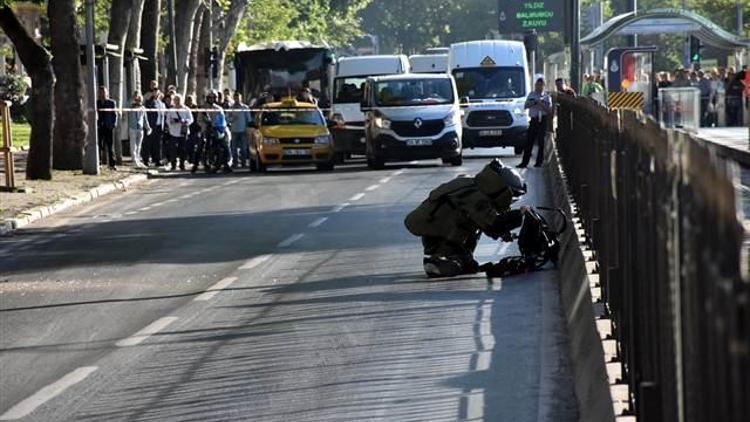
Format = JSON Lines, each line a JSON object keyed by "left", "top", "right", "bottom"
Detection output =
{"left": 404, "top": 159, "right": 527, "bottom": 278}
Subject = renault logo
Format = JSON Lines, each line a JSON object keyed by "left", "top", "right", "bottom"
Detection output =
{"left": 294, "top": 139, "right": 300, "bottom": 144}
{"left": 413, "top": 118, "right": 423, "bottom": 129}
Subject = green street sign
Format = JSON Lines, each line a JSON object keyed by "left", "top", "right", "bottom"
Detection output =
{"left": 497, "top": 0, "right": 565, "bottom": 33}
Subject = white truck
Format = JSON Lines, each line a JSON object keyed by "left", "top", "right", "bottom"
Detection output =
{"left": 409, "top": 54, "right": 448, "bottom": 74}
{"left": 448, "top": 40, "right": 531, "bottom": 151}
{"left": 330, "top": 55, "right": 410, "bottom": 160}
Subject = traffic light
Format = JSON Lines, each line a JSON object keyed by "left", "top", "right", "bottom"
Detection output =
{"left": 689, "top": 35, "right": 702, "bottom": 63}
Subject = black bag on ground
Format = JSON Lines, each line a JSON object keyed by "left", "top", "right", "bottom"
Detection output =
{"left": 480, "top": 207, "right": 567, "bottom": 277}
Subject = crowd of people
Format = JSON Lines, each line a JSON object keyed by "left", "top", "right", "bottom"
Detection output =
{"left": 654, "top": 66, "right": 748, "bottom": 127}
{"left": 96, "top": 83, "right": 253, "bottom": 173}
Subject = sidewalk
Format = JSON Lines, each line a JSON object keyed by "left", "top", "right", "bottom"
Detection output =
{"left": 1, "top": 151, "right": 151, "bottom": 235}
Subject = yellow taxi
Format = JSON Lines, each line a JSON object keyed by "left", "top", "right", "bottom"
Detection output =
{"left": 249, "top": 98, "right": 335, "bottom": 172}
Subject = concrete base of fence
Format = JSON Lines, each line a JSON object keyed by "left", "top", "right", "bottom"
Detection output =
{"left": 0, "top": 172, "right": 151, "bottom": 237}
{"left": 546, "top": 145, "right": 619, "bottom": 422}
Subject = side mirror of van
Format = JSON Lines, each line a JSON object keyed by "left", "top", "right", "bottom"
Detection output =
{"left": 326, "top": 119, "right": 338, "bottom": 129}
{"left": 460, "top": 96, "right": 471, "bottom": 106}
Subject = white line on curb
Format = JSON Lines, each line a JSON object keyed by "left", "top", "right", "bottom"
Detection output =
{"left": 0, "top": 367, "right": 98, "bottom": 420}
{"left": 277, "top": 233, "right": 304, "bottom": 248}
{"left": 115, "top": 317, "right": 178, "bottom": 347}
{"left": 238, "top": 254, "right": 272, "bottom": 270}
{"left": 349, "top": 193, "right": 365, "bottom": 201}
{"left": 365, "top": 185, "right": 380, "bottom": 192}
{"left": 308, "top": 217, "right": 329, "bottom": 228}
{"left": 331, "top": 203, "right": 350, "bottom": 213}
{"left": 194, "top": 277, "right": 239, "bottom": 301}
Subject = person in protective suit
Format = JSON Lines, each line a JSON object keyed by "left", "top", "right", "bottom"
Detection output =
{"left": 404, "top": 159, "right": 527, "bottom": 278}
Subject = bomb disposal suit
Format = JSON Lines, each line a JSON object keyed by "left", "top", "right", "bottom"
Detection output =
{"left": 404, "top": 159, "right": 526, "bottom": 277}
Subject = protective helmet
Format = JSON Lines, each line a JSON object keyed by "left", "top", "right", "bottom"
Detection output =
{"left": 475, "top": 159, "right": 527, "bottom": 198}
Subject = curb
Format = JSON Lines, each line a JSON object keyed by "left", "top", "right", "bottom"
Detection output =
{"left": 546, "top": 145, "right": 621, "bottom": 421}
{"left": 0, "top": 172, "right": 151, "bottom": 237}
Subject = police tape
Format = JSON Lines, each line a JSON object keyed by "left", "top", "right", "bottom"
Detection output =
{"left": 95, "top": 107, "right": 333, "bottom": 113}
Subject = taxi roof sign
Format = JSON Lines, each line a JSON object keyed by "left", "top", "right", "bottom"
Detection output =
{"left": 480, "top": 56, "right": 496, "bottom": 67}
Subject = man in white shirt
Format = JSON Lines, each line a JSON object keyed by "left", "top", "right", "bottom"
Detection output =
{"left": 165, "top": 94, "right": 194, "bottom": 171}
{"left": 519, "top": 78, "right": 553, "bottom": 168}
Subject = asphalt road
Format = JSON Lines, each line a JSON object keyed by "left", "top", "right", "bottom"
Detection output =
{"left": 0, "top": 152, "right": 577, "bottom": 421}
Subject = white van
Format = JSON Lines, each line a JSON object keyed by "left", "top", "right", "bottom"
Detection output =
{"left": 330, "top": 55, "right": 410, "bottom": 159}
{"left": 409, "top": 54, "right": 448, "bottom": 74}
{"left": 448, "top": 40, "right": 531, "bottom": 151}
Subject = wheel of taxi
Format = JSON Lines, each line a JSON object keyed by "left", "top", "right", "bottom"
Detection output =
{"left": 316, "top": 162, "right": 335, "bottom": 171}
{"left": 366, "top": 156, "right": 385, "bottom": 170}
{"left": 442, "top": 156, "right": 463, "bottom": 167}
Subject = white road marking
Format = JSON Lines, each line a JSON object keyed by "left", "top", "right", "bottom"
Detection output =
{"left": 124, "top": 211, "right": 138, "bottom": 216}
{"left": 139, "top": 206, "right": 152, "bottom": 212}
{"left": 331, "top": 203, "right": 350, "bottom": 213}
{"left": 308, "top": 217, "right": 329, "bottom": 228}
{"left": 194, "top": 276, "right": 239, "bottom": 301}
{"left": 277, "top": 233, "right": 304, "bottom": 248}
{"left": 466, "top": 388, "right": 485, "bottom": 421}
{"left": 365, "top": 184, "right": 380, "bottom": 192}
{"left": 392, "top": 169, "right": 405, "bottom": 176}
{"left": 238, "top": 254, "right": 272, "bottom": 270}
{"left": 349, "top": 193, "right": 365, "bottom": 201}
{"left": 0, "top": 367, "right": 98, "bottom": 420}
{"left": 476, "top": 351, "right": 492, "bottom": 371}
{"left": 115, "top": 317, "right": 179, "bottom": 347}
{"left": 409, "top": 160, "right": 419, "bottom": 164}
{"left": 379, "top": 177, "right": 392, "bottom": 184}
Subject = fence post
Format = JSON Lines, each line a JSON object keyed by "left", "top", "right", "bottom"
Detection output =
{"left": 1, "top": 100, "right": 15, "bottom": 190}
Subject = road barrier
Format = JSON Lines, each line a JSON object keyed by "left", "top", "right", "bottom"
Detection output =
{"left": 555, "top": 94, "right": 749, "bottom": 422}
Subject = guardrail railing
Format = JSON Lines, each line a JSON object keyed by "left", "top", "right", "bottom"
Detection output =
{"left": 555, "top": 94, "right": 749, "bottom": 422}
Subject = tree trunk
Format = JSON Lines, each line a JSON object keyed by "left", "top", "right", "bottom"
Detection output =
{"left": 173, "top": 0, "right": 201, "bottom": 96}
{"left": 48, "top": 0, "right": 86, "bottom": 170}
{"left": 126, "top": 0, "right": 146, "bottom": 94}
{"left": 140, "top": 0, "right": 161, "bottom": 90}
{"left": 0, "top": 7, "right": 53, "bottom": 180}
{"left": 107, "top": 0, "right": 135, "bottom": 164}
{"left": 195, "top": 6, "right": 211, "bottom": 99}
{"left": 187, "top": 5, "right": 206, "bottom": 98}
{"left": 215, "top": 0, "right": 249, "bottom": 91}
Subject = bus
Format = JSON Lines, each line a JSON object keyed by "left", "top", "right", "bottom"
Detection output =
{"left": 234, "top": 41, "right": 335, "bottom": 108}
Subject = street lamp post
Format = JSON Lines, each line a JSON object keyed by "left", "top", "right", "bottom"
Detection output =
{"left": 83, "top": 0, "right": 99, "bottom": 175}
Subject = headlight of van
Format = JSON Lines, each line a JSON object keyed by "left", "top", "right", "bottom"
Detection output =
{"left": 314, "top": 135, "right": 332, "bottom": 145}
{"left": 374, "top": 117, "right": 391, "bottom": 129}
{"left": 263, "top": 137, "right": 280, "bottom": 145}
{"left": 443, "top": 111, "right": 460, "bottom": 126}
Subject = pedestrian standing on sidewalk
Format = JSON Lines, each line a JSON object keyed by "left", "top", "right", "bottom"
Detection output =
{"left": 165, "top": 94, "right": 194, "bottom": 171}
{"left": 127, "top": 92, "right": 151, "bottom": 168}
{"left": 143, "top": 87, "right": 166, "bottom": 167}
{"left": 518, "top": 78, "right": 552, "bottom": 169}
{"left": 96, "top": 86, "right": 118, "bottom": 170}
{"left": 228, "top": 92, "right": 252, "bottom": 168}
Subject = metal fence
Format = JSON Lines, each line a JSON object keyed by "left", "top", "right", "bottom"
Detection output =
{"left": 555, "top": 94, "right": 750, "bottom": 422}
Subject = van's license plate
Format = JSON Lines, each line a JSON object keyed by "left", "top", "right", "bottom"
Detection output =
{"left": 406, "top": 139, "right": 433, "bottom": 146}
{"left": 283, "top": 149, "right": 311, "bottom": 156}
{"left": 479, "top": 130, "right": 503, "bottom": 137}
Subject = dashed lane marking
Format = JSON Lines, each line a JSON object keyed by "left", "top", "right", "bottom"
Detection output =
{"left": 365, "top": 185, "right": 380, "bottom": 192}
{"left": 0, "top": 366, "right": 98, "bottom": 420}
{"left": 308, "top": 217, "right": 329, "bottom": 228}
{"left": 194, "top": 277, "right": 239, "bottom": 301}
{"left": 331, "top": 203, "right": 350, "bottom": 213}
{"left": 379, "top": 177, "right": 392, "bottom": 184}
{"left": 277, "top": 233, "right": 304, "bottom": 248}
{"left": 349, "top": 193, "right": 365, "bottom": 201}
{"left": 238, "top": 254, "right": 272, "bottom": 270}
{"left": 115, "top": 316, "right": 179, "bottom": 347}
